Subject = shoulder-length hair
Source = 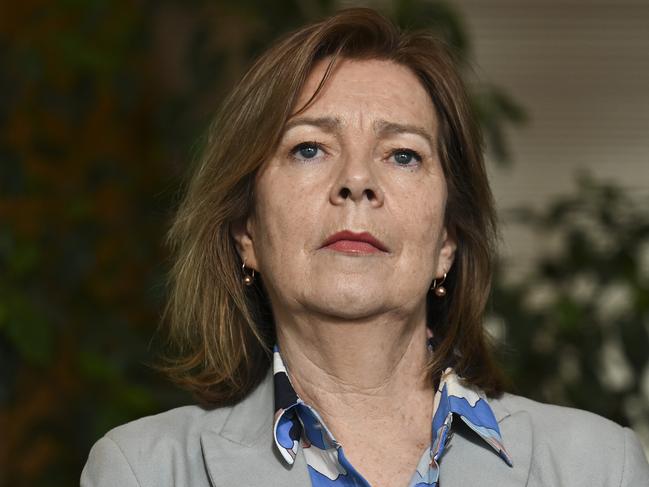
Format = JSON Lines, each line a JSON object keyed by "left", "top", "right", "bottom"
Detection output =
{"left": 162, "top": 7, "right": 504, "bottom": 406}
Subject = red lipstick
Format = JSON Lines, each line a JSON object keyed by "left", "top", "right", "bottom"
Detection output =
{"left": 321, "top": 230, "right": 388, "bottom": 254}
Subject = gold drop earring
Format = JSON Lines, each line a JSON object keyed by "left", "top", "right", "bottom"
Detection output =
{"left": 431, "top": 272, "right": 447, "bottom": 297}
{"left": 242, "top": 260, "right": 255, "bottom": 286}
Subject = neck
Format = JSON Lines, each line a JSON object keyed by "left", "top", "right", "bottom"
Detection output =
{"left": 275, "top": 302, "right": 433, "bottom": 421}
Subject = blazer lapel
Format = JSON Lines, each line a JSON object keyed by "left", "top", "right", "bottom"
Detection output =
{"left": 440, "top": 394, "right": 533, "bottom": 487}
{"left": 200, "top": 369, "right": 310, "bottom": 487}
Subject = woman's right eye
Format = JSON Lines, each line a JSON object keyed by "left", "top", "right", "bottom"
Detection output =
{"left": 290, "top": 142, "right": 324, "bottom": 161}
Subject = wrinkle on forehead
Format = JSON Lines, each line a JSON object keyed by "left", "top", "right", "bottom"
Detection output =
{"left": 289, "top": 58, "right": 437, "bottom": 136}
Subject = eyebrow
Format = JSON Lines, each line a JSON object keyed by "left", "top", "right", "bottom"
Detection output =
{"left": 283, "top": 116, "right": 435, "bottom": 149}
{"left": 373, "top": 120, "right": 436, "bottom": 151}
{"left": 283, "top": 116, "right": 341, "bottom": 133}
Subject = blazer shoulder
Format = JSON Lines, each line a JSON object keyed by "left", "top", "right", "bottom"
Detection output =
{"left": 497, "top": 392, "right": 622, "bottom": 435}
{"left": 106, "top": 404, "right": 231, "bottom": 447}
{"left": 82, "top": 405, "right": 233, "bottom": 487}
{"left": 494, "top": 393, "right": 649, "bottom": 486}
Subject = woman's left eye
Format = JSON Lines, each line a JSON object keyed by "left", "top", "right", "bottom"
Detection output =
{"left": 289, "top": 142, "right": 324, "bottom": 161}
{"left": 390, "top": 149, "right": 422, "bottom": 166}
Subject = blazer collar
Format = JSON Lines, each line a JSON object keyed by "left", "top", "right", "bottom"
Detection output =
{"left": 200, "top": 369, "right": 532, "bottom": 487}
{"left": 200, "top": 368, "right": 310, "bottom": 487}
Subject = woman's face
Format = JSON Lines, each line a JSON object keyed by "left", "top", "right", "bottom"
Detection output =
{"left": 233, "top": 58, "right": 456, "bottom": 322}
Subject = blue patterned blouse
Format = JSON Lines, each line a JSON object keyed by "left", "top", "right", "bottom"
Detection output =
{"left": 272, "top": 344, "right": 512, "bottom": 487}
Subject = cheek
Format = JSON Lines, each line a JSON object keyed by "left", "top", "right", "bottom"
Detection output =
{"left": 398, "top": 210, "right": 446, "bottom": 284}
{"left": 396, "top": 189, "right": 445, "bottom": 250}
{"left": 253, "top": 175, "right": 316, "bottom": 263}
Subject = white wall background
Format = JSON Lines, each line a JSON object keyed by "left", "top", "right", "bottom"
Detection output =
{"left": 452, "top": 0, "right": 649, "bottom": 274}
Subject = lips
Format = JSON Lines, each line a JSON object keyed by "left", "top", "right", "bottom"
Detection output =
{"left": 321, "top": 230, "right": 388, "bottom": 254}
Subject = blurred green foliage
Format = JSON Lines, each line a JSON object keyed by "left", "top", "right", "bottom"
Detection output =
{"left": 492, "top": 176, "right": 649, "bottom": 430}
{"left": 1, "top": 1, "right": 645, "bottom": 486}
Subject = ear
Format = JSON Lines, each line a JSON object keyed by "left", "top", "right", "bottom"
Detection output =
{"left": 230, "top": 217, "right": 259, "bottom": 271}
{"left": 436, "top": 227, "right": 457, "bottom": 277}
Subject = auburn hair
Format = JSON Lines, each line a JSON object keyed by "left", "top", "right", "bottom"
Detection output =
{"left": 161, "top": 7, "right": 504, "bottom": 406}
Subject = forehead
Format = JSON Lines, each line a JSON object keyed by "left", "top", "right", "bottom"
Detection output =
{"left": 292, "top": 58, "right": 437, "bottom": 131}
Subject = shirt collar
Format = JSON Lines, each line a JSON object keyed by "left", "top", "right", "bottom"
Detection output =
{"left": 271, "top": 344, "right": 512, "bottom": 467}
{"left": 433, "top": 368, "right": 513, "bottom": 466}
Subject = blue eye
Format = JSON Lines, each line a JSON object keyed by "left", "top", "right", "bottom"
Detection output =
{"left": 391, "top": 149, "right": 422, "bottom": 166}
{"left": 290, "top": 142, "right": 323, "bottom": 161}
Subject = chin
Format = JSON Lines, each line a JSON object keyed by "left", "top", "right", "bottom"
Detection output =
{"left": 305, "top": 283, "right": 392, "bottom": 319}
{"left": 310, "top": 300, "right": 384, "bottom": 320}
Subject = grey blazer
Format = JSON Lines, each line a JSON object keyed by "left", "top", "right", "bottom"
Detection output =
{"left": 81, "top": 369, "right": 649, "bottom": 487}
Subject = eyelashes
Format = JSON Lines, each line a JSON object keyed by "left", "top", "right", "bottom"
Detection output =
{"left": 290, "top": 141, "right": 324, "bottom": 161}
{"left": 288, "top": 141, "right": 423, "bottom": 167}
{"left": 391, "top": 148, "right": 422, "bottom": 166}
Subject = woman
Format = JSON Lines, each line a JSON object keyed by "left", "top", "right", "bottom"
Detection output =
{"left": 81, "top": 8, "right": 648, "bottom": 487}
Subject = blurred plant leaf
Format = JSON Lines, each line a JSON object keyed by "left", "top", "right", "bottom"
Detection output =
{"left": 0, "top": 293, "right": 53, "bottom": 366}
{"left": 493, "top": 176, "right": 649, "bottom": 428}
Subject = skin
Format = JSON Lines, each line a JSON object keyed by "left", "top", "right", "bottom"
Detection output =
{"left": 232, "top": 58, "right": 456, "bottom": 487}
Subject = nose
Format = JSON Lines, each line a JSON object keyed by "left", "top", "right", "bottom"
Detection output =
{"left": 329, "top": 153, "right": 385, "bottom": 208}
